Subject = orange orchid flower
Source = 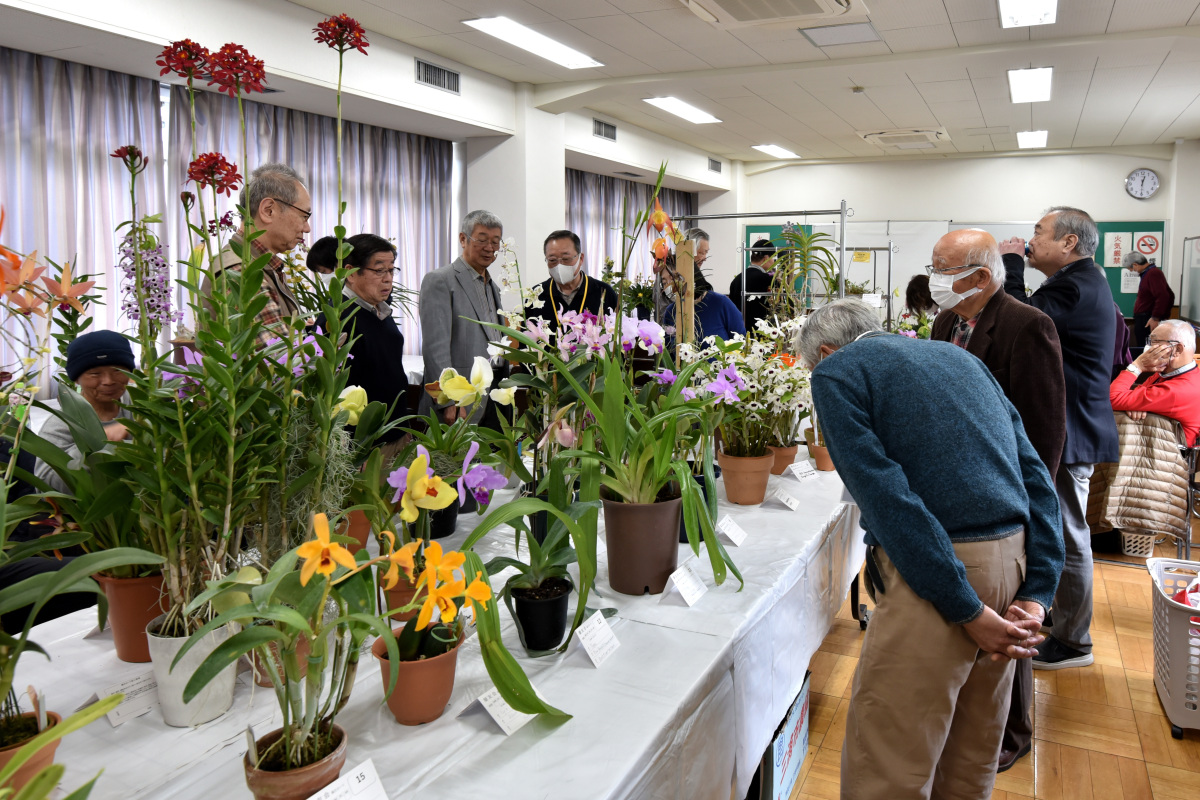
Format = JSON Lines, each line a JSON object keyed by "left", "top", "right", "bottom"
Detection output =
{"left": 40, "top": 261, "right": 95, "bottom": 314}
{"left": 463, "top": 570, "right": 492, "bottom": 622}
{"left": 652, "top": 237, "right": 670, "bottom": 262}
{"left": 0, "top": 207, "right": 21, "bottom": 275}
{"left": 416, "top": 576, "right": 465, "bottom": 631}
{"left": 649, "top": 197, "right": 673, "bottom": 234}
{"left": 5, "top": 289, "right": 48, "bottom": 317}
{"left": 380, "top": 532, "right": 420, "bottom": 590}
{"left": 296, "top": 512, "right": 357, "bottom": 585}
{"left": 1, "top": 251, "right": 45, "bottom": 294}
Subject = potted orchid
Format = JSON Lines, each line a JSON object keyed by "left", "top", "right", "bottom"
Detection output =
{"left": 749, "top": 317, "right": 812, "bottom": 473}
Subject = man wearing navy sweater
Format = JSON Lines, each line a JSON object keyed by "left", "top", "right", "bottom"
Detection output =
{"left": 799, "top": 300, "right": 1063, "bottom": 800}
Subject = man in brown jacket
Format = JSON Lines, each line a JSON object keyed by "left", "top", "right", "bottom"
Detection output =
{"left": 930, "top": 228, "right": 1067, "bottom": 773}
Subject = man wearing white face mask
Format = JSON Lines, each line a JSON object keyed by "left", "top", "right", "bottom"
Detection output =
{"left": 527, "top": 229, "right": 618, "bottom": 332}
{"left": 930, "top": 229, "right": 1066, "bottom": 773}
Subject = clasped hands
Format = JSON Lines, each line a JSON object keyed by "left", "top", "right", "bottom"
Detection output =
{"left": 962, "top": 600, "right": 1045, "bottom": 662}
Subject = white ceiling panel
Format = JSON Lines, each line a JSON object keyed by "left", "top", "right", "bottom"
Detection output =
{"left": 525, "top": 0, "right": 624, "bottom": 20}
{"left": 744, "top": 40, "right": 829, "bottom": 65}
{"left": 862, "top": 0, "right": 951, "bottom": 31}
{"left": 880, "top": 25, "right": 960, "bottom": 53}
{"left": 951, "top": 19, "right": 1032, "bottom": 46}
{"left": 1107, "top": 0, "right": 1200, "bottom": 31}
{"left": 569, "top": 14, "right": 677, "bottom": 58}
{"left": 916, "top": 79, "right": 976, "bottom": 103}
{"left": 927, "top": 100, "right": 986, "bottom": 124}
{"left": 943, "top": 0, "right": 1002, "bottom": 24}
{"left": 1029, "top": 0, "right": 1112, "bottom": 39}
{"left": 817, "top": 41, "right": 895, "bottom": 59}
{"left": 440, "top": 0, "right": 558, "bottom": 24}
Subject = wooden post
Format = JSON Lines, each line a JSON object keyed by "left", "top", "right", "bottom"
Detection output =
{"left": 677, "top": 239, "right": 695, "bottom": 348}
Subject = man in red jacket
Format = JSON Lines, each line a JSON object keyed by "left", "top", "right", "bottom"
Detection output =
{"left": 1110, "top": 319, "right": 1200, "bottom": 445}
{"left": 1123, "top": 252, "right": 1174, "bottom": 349}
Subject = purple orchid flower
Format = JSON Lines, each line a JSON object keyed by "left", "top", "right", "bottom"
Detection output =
{"left": 681, "top": 387, "right": 697, "bottom": 401}
{"left": 705, "top": 366, "right": 743, "bottom": 404}
{"left": 652, "top": 368, "right": 677, "bottom": 386}
{"left": 457, "top": 441, "right": 507, "bottom": 507}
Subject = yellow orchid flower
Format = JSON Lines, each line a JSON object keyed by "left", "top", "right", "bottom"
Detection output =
{"left": 414, "top": 541, "right": 466, "bottom": 590}
{"left": 296, "top": 513, "right": 357, "bottom": 586}
{"left": 440, "top": 356, "right": 493, "bottom": 407}
{"left": 489, "top": 385, "right": 517, "bottom": 406}
{"left": 398, "top": 453, "right": 457, "bottom": 523}
{"left": 416, "top": 576, "right": 465, "bottom": 631}
{"left": 332, "top": 385, "right": 367, "bottom": 425}
{"left": 463, "top": 571, "right": 492, "bottom": 622}
{"left": 380, "top": 533, "right": 420, "bottom": 590}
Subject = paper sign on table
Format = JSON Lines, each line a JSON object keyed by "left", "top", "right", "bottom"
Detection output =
{"left": 76, "top": 670, "right": 158, "bottom": 726}
{"left": 460, "top": 686, "right": 538, "bottom": 736}
{"left": 716, "top": 515, "right": 748, "bottom": 547}
{"left": 774, "top": 487, "right": 802, "bottom": 512}
{"left": 575, "top": 610, "right": 620, "bottom": 667}
{"left": 788, "top": 461, "right": 817, "bottom": 481}
{"left": 861, "top": 292, "right": 883, "bottom": 308}
{"left": 660, "top": 558, "right": 708, "bottom": 606}
{"left": 304, "top": 758, "right": 388, "bottom": 800}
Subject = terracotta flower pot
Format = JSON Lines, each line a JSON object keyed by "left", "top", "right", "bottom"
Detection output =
{"left": 249, "top": 635, "right": 311, "bottom": 688}
{"left": 716, "top": 450, "right": 775, "bottom": 505}
{"left": 382, "top": 570, "right": 420, "bottom": 622}
{"left": 810, "top": 443, "right": 835, "bottom": 472}
{"left": 0, "top": 712, "right": 62, "bottom": 793}
{"left": 344, "top": 511, "right": 370, "bottom": 555}
{"left": 96, "top": 573, "right": 166, "bottom": 663}
{"left": 243, "top": 724, "right": 347, "bottom": 800}
{"left": 769, "top": 444, "right": 799, "bottom": 475}
{"left": 371, "top": 631, "right": 462, "bottom": 725}
{"left": 602, "top": 490, "right": 682, "bottom": 595}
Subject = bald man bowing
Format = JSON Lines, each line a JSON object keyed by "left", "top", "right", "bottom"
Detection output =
{"left": 930, "top": 229, "right": 1067, "bottom": 772}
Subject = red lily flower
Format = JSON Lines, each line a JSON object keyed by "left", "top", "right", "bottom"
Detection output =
{"left": 314, "top": 14, "right": 370, "bottom": 55}
{"left": 208, "top": 43, "right": 266, "bottom": 97}
{"left": 187, "top": 153, "right": 243, "bottom": 197}
{"left": 111, "top": 145, "right": 149, "bottom": 175}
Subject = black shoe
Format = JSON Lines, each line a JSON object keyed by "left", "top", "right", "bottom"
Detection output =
{"left": 1032, "top": 635, "right": 1093, "bottom": 670}
{"left": 996, "top": 741, "right": 1032, "bottom": 773}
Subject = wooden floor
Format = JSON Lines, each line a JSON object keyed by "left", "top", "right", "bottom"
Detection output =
{"left": 791, "top": 537, "right": 1200, "bottom": 800}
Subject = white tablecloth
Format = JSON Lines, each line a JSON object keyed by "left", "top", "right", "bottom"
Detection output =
{"left": 18, "top": 467, "right": 863, "bottom": 799}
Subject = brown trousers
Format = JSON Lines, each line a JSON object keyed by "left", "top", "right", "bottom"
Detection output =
{"left": 841, "top": 531, "right": 1027, "bottom": 800}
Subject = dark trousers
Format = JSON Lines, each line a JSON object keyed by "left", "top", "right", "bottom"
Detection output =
{"left": 0, "top": 556, "right": 97, "bottom": 632}
{"left": 1001, "top": 658, "right": 1034, "bottom": 755}
{"left": 1132, "top": 312, "right": 1152, "bottom": 349}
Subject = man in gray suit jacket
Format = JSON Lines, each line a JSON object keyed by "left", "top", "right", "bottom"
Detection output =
{"left": 419, "top": 209, "right": 505, "bottom": 424}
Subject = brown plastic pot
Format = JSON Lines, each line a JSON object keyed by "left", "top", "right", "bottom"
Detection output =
{"left": 0, "top": 712, "right": 62, "bottom": 792}
{"left": 96, "top": 573, "right": 166, "bottom": 663}
{"left": 716, "top": 450, "right": 775, "bottom": 505}
{"left": 602, "top": 490, "right": 681, "bottom": 595}
{"left": 769, "top": 444, "right": 799, "bottom": 475}
{"left": 382, "top": 570, "right": 419, "bottom": 622}
{"left": 243, "top": 724, "right": 347, "bottom": 800}
{"left": 371, "top": 631, "right": 462, "bottom": 725}
{"left": 344, "top": 511, "right": 371, "bottom": 555}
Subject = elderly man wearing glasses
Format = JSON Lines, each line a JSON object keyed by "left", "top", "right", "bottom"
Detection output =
{"left": 1110, "top": 319, "right": 1200, "bottom": 444}
{"left": 525, "top": 229, "right": 618, "bottom": 334}
{"left": 202, "top": 163, "right": 311, "bottom": 347}
{"left": 419, "top": 210, "right": 507, "bottom": 426}
{"left": 929, "top": 228, "right": 1066, "bottom": 773}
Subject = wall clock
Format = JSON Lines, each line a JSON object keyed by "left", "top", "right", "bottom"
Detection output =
{"left": 1126, "top": 168, "right": 1160, "bottom": 199}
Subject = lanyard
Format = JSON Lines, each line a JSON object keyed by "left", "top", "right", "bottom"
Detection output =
{"left": 552, "top": 275, "right": 588, "bottom": 330}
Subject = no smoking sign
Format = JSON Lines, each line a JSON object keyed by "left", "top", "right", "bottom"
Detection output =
{"left": 1135, "top": 232, "right": 1161, "bottom": 256}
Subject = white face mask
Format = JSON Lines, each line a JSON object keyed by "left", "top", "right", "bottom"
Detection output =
{"left": 550, "top": 262, "right": 579, "bottom": 285}
{"left": 318, "top": 271, "right": 335, "bottom": 287}
{"left": 664, "top": 284, "right": 676, "bottom": 301}
{"left": 929, "top": 267, "right": 982, "bottom": 310}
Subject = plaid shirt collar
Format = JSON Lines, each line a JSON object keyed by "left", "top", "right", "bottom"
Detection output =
{"left": 950, "top": 313, "right": 980, "bottom": 350}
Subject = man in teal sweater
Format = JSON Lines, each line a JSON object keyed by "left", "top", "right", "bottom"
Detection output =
{"left": 798, "top": 300, "right": 1063, "bottom": 800}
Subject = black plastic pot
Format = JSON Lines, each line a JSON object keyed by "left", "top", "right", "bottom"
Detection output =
{"left": 429, "top": 501, "right": 459, "bottom": 540}
{"left": 512, "top": 579, "right": 571, "bottom": 651}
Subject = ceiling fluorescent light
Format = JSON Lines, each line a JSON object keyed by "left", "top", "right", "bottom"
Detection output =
{"left": 1017, "top": 130, "right": 1048, "bottom": 148}
{"left": 998, "top": 0, "right": 1058, "bottom": 29}
{"left": 800, "top": 23, "right": 881, "bottom": 47}
{"left": 643, "top": 97, "right": 721, "bottom": 125}
{"left": 753, "top": 144, "right": 799, "bottom": 160}
{"left": 1007, "top": 67, "right": 1052, "bottom": 103}
{"left": 463, "top": 17, "right": 603, "bottom": 69}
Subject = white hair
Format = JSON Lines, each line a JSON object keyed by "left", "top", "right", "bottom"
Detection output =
{"left": 460, "top": 209, "right": 503, "bottom": 238}
{"left": 797, "top": 299, "right": 882, "bottom": 368}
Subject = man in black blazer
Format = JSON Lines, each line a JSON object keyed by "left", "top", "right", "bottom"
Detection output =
{"left": 931, "top": 228, "right": 1067, "bottom": 772}
{"left": 1001, "top": 207, "right": 1119, "bottom": 673}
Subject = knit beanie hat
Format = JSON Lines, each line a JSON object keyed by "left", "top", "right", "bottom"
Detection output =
{"left": 66, "top": 330, "right": 135, "bottom": 381}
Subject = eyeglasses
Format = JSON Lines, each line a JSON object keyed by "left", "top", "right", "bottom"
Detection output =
{"left": 925, "top": 263, "right": 986, "bottom": 275}
{"left": 1148, "top": 338, "right": 1180, "bottom": 348}
{"left": 468, "top": 235, "right": 501, "bottom": 250}
{"left": 545, "top": 254, "right": 580, "bottom": 267}
{"left": 361, "top": 266, "right": 396, "bottom": 278}
{"left": 272, "top": 198, "right": 312, "bottom": 222}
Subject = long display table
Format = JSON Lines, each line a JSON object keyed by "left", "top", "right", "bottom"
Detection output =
{"left": 17, "top": 468, "right": 864, "bottom": 799}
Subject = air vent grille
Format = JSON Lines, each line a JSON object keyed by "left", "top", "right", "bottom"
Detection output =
{"left": 615, "top": 171, "right": 642, "bottom": 178}
{"left": 593, "top": 119, "right": 617, "bottom": 141}
{"left": 415, "top": 59, "right": 460, "bottom": 94}
{"left": 708, "top": 158, "right": 722, "bottom": 173}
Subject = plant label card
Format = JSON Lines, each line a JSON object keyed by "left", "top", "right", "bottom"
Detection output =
{"left": 788, "top": 461, "right": 817, "bottom": 481}
{"left": 861, "top": 293, "right": 883, "bottom": 308}
{"left": 773, "top": 487, "right": 802, "bottom": 512}
{"left": 660, "top": 558, "right": 708, "bottom": 606}
{"left": 575, "top": 610, "right": 620, "bottom": 668}
{"left": 76, "top": 670, "right": 158, "bottom": 726}
{"left": 459, "top": 686, "right": 538, "bottom": 736}
{"left": 716, "top": 515, "right": 748, "bottom": 547}
{"left": 303, "top": 758, "right": 388, "bottom": 800}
